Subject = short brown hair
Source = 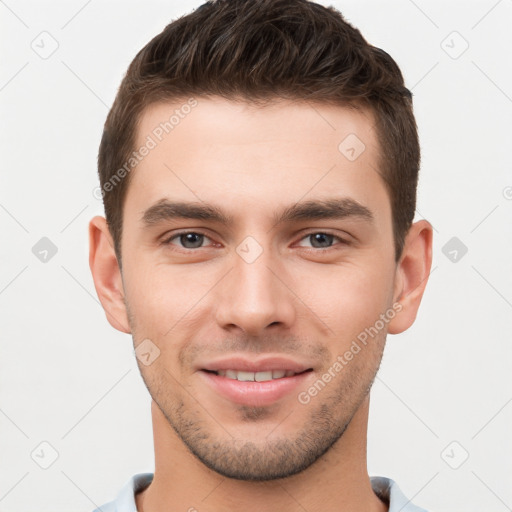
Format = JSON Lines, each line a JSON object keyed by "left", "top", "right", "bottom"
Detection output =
{"left": 98, "top": 0, "right": 419, "bottom": 267}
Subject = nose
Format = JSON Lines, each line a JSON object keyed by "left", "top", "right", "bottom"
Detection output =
{"left": 215, "top": 246, "right": 296, "bottom": 337}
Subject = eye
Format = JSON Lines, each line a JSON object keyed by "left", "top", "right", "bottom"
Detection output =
{"left": 296, "top": 232, "right": 347, "bottom": 249}
{"left": 163, "top": 231, "right": 214, "bottom": 249}
{"left": 161, "top": 230, "right": 348, "bottom": 252}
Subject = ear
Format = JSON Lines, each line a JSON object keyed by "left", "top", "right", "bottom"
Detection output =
{"left": 88, "top": 215, "right": 131, "bottom": 333}
{"left": 387, "top": 219, "right": 433, "bottom": 334}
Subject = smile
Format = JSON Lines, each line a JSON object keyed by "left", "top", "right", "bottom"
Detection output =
{"left": 204, "top": 369, "right": 311, "bottom": 382}
{"left": 199, "top": 368, "right": 314, "bottom": 407}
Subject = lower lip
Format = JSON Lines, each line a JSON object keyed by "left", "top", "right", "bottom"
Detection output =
{"left": 198, "top": 370, "right": 313, "bottom": 407}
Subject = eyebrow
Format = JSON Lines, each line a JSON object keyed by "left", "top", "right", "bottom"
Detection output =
{"left": 141, "top": 197, "right": 374, "bottom": 228}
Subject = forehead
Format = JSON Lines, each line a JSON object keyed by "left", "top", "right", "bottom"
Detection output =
{"left": 125, "top": 96, "right": 389, "bottom": 224}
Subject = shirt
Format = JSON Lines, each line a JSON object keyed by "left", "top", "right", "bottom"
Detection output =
{"left": 92, "top": 473, "right": 428, "bottom": 512}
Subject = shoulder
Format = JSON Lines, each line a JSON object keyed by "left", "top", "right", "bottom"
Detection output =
{"left": 370, "top": 476, "right": 429, "bottom": 512}
{"left": 91, "top": 473, "right": 154, "bottom": 512}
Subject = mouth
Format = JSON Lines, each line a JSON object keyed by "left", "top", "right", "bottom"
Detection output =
{"left": 202, "top": 368, "right": 313, "bottom": 381}
{"left": 198, "top": 367, "right": 315, "bottom": 407}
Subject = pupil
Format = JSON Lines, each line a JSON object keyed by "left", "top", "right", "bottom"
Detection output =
{"left": 311, "top": 233, "right": 333, "bottom": 248}
{"left": 181, "top": 233, "right": 203, "bottom": 248}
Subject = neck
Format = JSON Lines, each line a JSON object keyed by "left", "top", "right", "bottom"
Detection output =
{"left": 136, "top": 396, "right": 387, "bottom": 512}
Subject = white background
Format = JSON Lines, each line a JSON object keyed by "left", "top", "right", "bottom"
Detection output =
{"left": 1, "top": 1, "right": 511, "bottom": 511}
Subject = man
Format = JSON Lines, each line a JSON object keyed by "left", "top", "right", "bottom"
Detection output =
{"left": 89, "top": 0, "right": 433, "bottom": 510}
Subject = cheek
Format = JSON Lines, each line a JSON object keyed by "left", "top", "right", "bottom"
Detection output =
{"left": 123, "top": 238, "right": 396, "bottom": 340}
{"left": 294, "top": 261, "right": 394, "bottom": 339}
{"left": 123, "top": 259, "right": 215, "bottom": 337}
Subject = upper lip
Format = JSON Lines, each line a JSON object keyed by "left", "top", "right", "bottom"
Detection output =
{"left": 199, "top": 355, "right": 313, "bottom": 373}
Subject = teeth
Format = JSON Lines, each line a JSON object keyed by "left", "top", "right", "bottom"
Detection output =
{"left": 255, "top": 371, "right": 272, "bottom": 382}
{"left": 214, "top": 369, "right": 297, "bottom": 382}
{"left": 237, "top": 371, "right": 255, "bottom": 382}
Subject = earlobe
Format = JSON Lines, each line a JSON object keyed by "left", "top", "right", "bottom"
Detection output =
{"left": 387, "top": 219, "right": 433, "bottom": 335}
{"left": 88, "top": 216, "right": 131, "bottom": 334}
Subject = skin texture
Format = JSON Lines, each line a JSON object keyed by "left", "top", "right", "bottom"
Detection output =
{"left": 89, "top": 97, "right": 433, "bottom": 512}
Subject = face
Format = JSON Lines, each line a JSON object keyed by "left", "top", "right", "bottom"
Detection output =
{"left": 118, "top": 97, "right": 401, "bottom": 480}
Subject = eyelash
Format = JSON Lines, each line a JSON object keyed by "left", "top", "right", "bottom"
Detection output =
{"left": 161, "top": 230, "right": 349, "bottom": 252}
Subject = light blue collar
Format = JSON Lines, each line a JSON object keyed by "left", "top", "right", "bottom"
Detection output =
{"left": 93, "top": 472, "right": 428, "bottom": 512}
